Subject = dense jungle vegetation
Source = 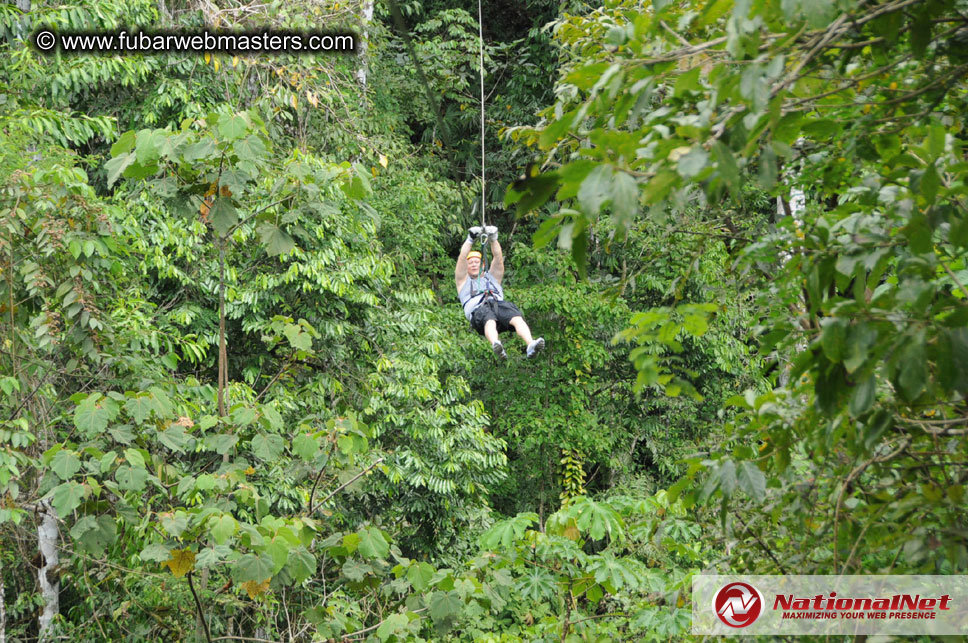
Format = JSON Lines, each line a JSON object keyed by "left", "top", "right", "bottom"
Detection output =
{"left": 1, "top": 0, "right": 967, "bottom": 640}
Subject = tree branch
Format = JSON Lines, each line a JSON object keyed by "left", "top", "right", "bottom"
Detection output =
{"left": 340, "top": 607, "right": 427, "bottom": 641}
{"left": 309, "top": 457, "right": 384, "bottom": 515}
{"left": 186, "top": 571, "right": 212, "bottom": 643}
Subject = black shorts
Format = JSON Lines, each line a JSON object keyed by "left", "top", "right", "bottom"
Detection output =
{"left": 470, "top": 299, "right": 523, "bottom": 335}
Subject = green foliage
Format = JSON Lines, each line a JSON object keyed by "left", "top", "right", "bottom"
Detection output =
{"left": 7, "top": 0, "right": 964, "bottom": 639}
{"left": 512, "top": 0, "right": 968, "bottom": 581}
{"left": 466, "top": 237, "right": 750, "bottom": 516}
{"left": 1, "top": 0, "right": 547, "bottom": 637}
{"left": 467, "top": 488, "right": 701, "bottom": 641}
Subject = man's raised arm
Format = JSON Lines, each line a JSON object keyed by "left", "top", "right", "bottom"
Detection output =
{"left": 455, "top": 226, "right": 482, "bottom": 289}
{"left": 486, "top": 226, "right": 504, "bottom": 284}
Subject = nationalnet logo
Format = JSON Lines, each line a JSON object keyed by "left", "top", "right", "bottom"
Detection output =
{"left": 693, "top": 575, "right": 968, "bottom": 635}
{"left": 713, "top": 582, "right": 764, "bottom": 627}
{"left": 773, "top": 590, "right": 951, "bottom": 620}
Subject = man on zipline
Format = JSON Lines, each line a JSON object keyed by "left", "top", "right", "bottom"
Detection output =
{"left": 456, "top": 225, "right": 544, "bottom": 359}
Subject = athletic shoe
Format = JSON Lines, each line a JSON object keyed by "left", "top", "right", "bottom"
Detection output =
{"left": 526, "top": 337, "right": 545, "bottom": 358}
{"left": 492, "top": 341, "right": 507, "bottom": 359}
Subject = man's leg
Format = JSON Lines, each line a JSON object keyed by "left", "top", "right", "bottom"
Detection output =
{"left": 484, "top": 319, "right": 507, "bottom": 359}
{"left": 510, "top": 316, "right": 544, "bottom": 358}
{"left": 483, "top": 319, "right": 500, "bottom": 345}
{"left": 508, "top": 316, "right": 534, "bottom": 344}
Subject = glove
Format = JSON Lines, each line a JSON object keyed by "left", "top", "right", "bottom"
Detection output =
{"left": 466, "top": 226, "right": 483, "bottom": 244}
{"left": 485, "top": 225, "right": 498, "bottom": 242}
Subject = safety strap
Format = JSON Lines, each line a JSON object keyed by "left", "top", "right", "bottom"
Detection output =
{"left": 462, "top": 270, "right": 498, "bottom": 309}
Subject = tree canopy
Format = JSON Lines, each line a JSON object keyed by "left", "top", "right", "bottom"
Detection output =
{"left": 1, "top": 0, "right": 966, "bottom": 641}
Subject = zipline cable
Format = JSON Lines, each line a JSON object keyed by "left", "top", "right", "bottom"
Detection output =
{"left": 474, "top": 0, "right": 492, "bottom": 297}
{"left": 386, "top": 0, "right": 490, "bottom": 233}
{"left": 477, "top": 0, "right": 486, "bottom": 229}
{"left": 386, "top": 0, "right": 472, "bottom": 218}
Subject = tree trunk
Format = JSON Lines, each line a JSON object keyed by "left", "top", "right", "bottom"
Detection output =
{"left": 195, "top": 568, "right": 209, "bottom": 643}
{"left": 778, "top": 145, "right": 806, "bottom": 387}
{"left": 354, "top": 0, "right": 375, "bottom": 89}
{"left": 217, "top": 240, "right": 227, "bottom": 420}
{"left": 37, "top": 501, "right": 59, "bottom": 641}
{"left": 1, "top": 569, "right": 7, "bottom": 643}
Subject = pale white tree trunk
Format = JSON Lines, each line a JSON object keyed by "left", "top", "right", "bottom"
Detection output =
{"left": 354, "top": 0, "right": 375, "bottom": 89}
{"left": 1, "top": 569, "right": 6, "bottom": 643}
{"left": 37, "top": 501, "right": 59, "bottom": 641}
{"left": 779, "top": 187, "right": 805, "bottom": 223}
{"left": 778, "top": 140, "right": 807, "bottom": 387}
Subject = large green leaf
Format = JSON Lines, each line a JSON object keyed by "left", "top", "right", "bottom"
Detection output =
{"left": 736, "top": 461, "right": 766, "bottom": 502}
{"left": 848, "top": 375, "right": 877, "bottom": 418}
{"left": 677, "top": 147, "right": 709, "bottom": 178}
{"left": 209, "top": 198, "right": 238, "bottom": 237}
{"left": 590, "top": 554, "right": 640, "bottom": 590}
{"left": 292, "top": 433, "right": 319, "bottom": 461}
{"left": 820, "top": 318, "right": 848, "bottom": 363}
{"left": 573, "top": 498, "right": 625, "bottom": 542}
{"left": 231, "top": 553, "right": 274, "bottom": 583}
{"left": 124, "top": 394, "right": 154, "bottom": 425}
{"left": 357, "top": 527, "right": 389, "bottom": 559}
{"left": 70, "top": 514, "right": 117, "bottom": 556}
{"left": 285, "top": 547, "right": 316, "bottom": 584}
{"left": 218, "top": 113, "right": 249, "bottom": 141}
{"left": 376, "top": 613, "right": 409, "bottom": 641}
{"left": 74, "top": 394, "right": 119, "bottom": 437}
{"left": 123, "top": 447, "right": 146, "bottom": 469}
{"left": 135, "top": 128, "right": 163, "bottom": 165}
{"left": 51, "top": 449, "right": 81, "bottom": 480}
{"left": 407, "top": 561, "right": 435, "bottom": 591}
{"left": 233, "top": 135, "right": 267, "bottom": 163}
{"left": 896, "top": 338, "right": 927, "bottom": 401}
{"left": 428, "top": 590, "right": 462, "bottom": 624}
{"left": 341, "top": 559, "right": 372, "bottom": 582}
{"left": 181, "top": 138, "right": 217, "bottom": 162}
{"left": 140, "top": 543, "right": 172, "bottom": 563}
{"left": 104, "top": 152, "right": 135, "bottom": 187}
{"left": 504, "top": 172, "right": 560, "bottom": 215}
{"left": 267, "top": 536, "right": 291, "bottom": 573}
{"left": 148, "top": 387, "right": 173, "bottom": 416}
{"left": 711, "top": 141, "right": 739, "bottom": 194}
{"left": 257, "top": 222, "right": 295, "bottom": 256}
{"left": 205, "top": 433, "right": 239, "bottom": 455}
{"left": 577, "top": 164, "right": 611, "bottom": 215}
{"left": 115, "top": 465, "right": 148, "bottom": 492}
{"left": 110, "top": 130, "right": 135, "bottom": 156}
{"left": 162, "top": 512, "right": 189, "bottom": 538}
{"left": 158, "top": 425, "right": 190, "bottom": 452}
{"left": 210, "top": 515, "right": 237, "bottom": 545}
{"left": 480, "top": 512, "right": 538, "bottom": 549}
{"left": 250, "top": 433, "right": 285, "bottom": 461}
{"left": 50, "top": 481, "right": 86, "bottom": 516}
{"left": 283, "top": 323, "right": 313, "bottom": 351}
{"left": 515, "top": 569, "right": 556, "bottom": 601}
{"left": 610, "top": 170, "right": 639, "bottom": 227}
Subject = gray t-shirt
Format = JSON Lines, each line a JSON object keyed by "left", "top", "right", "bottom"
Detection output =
{"left": 457, "top": 271, "right": 504, "bottom": 321}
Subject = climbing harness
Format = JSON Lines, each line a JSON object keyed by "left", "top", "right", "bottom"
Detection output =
{"left": 460, "top": 222, "right": 496, "bottom": 316}
{"left": 465, "top": 201, "right": 494, "bottom": 307}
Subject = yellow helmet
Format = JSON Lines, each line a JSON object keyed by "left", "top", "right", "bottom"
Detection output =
{"left": 467, "top": 250, "right": 483, "bottom": 261}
